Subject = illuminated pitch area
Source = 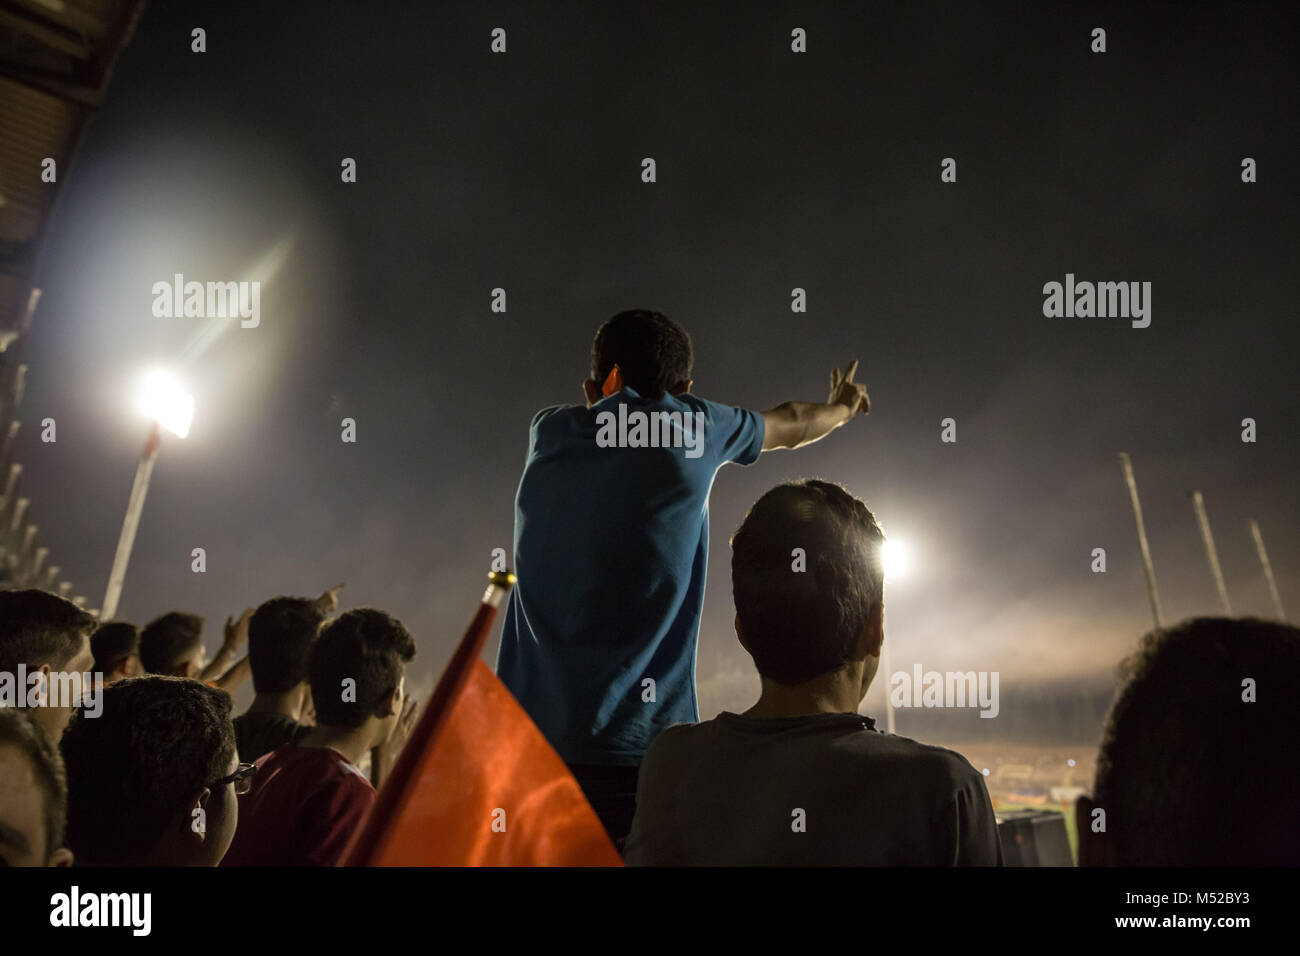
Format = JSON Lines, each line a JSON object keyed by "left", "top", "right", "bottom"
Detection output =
{"left": 941, "top": 740, "right": 1099, "bottom": 863}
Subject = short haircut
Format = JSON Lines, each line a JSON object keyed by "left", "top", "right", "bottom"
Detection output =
{"left": 138, "top": 612, "right": 204, "bottom": 674}
{"left": 248, "top": 597, "right": 325, "bottom": 693}
{"left": 0, "top": 589, "right": 95, "bottom": 674}
{"left": 0, "top": 708, "right": 67, "bottom": 858}
{"left": 60, "top": 676, "right": 235, "bottom": 866}
{"left": 730, "top": 480, "right": 885, "bottom": 685}
{"left": 309, "top": 609, "right": 416, "bottom": 729}
{"left": 590, "top": 310, "right": 693, "bottom": 399}
{"left": 1094, "top": 617, "right": 1300, "bottom": 865}
{"left": 91, "top": 621, "right": 140, "bottom": 673}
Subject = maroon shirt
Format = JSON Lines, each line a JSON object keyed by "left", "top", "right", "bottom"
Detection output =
{"left": 221, "top": 744, "right": 375, "bottom": 867}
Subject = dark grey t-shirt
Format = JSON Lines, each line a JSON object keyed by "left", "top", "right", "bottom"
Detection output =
{"left": 624, "top": 711, "right": 1003, "bottom": 866}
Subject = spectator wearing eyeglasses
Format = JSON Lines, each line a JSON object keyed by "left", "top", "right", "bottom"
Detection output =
{"left": 60, "top": 676, "right": 241, "bottom": 866}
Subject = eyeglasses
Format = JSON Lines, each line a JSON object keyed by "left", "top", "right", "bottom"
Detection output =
{"left": 211, "top": 762, "right": 257, "bottom": 796}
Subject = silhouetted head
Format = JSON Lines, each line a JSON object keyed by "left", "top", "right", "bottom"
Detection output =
{"left": 1077, "top": 617, "right": 1300, "bottom": 865}
{"left": 0, "top": 589, "right": 96, "bottom": 740}
{"left": 139, "top": 611, "right": 205, "bottom": 677}
{"left": 730, "top": 480, "right": 886, "bottom": 699}
{"left": 90, "top": 621, "right": 143, "bottom": 684}
{"left": 309, "top": 608, "right": 416, "bottom": 749}
{"left": 248, "top": 597, "right": 325, "bottom": 695}
{"left": 585, "top": 309, "right": 694, "bottom": 403}
{"left": 61, "top": 675, "right": 239, "bottom": 866}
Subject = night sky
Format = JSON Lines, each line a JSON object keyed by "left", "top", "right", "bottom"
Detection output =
{"left": 19, "top": 1, "right": 1299, "bottom": 733}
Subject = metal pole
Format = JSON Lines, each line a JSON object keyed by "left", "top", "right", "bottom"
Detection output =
{"left": 1191, "top": 491, "right": 1232, "bottom": 615}
{"left": 1249, "top": 519, "right": 1287, "bottom": 622}
{"left": 1118, "top": 454, "right": 1165, "bottom": 630}
{"left": 100, "top": 424, "right": 161, "bottom": 621}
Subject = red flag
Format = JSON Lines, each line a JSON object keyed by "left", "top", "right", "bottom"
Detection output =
{"left": 341, "top": 572, "right": 623, "bottom": 866}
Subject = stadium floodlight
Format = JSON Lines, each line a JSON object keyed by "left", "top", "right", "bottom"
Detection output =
{"left": 139, "top": 369, "right": 194, "bottom": 439}
{"left": 882, "top": 538, "right": 909, "bottom": 580}
{"left": 100, "top": 372, "right": 195, "bottom": 620}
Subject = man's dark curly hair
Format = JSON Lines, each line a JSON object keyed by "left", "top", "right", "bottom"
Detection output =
{"left": 60, "top": 676, "right": 235, "bottom": 865}
{"left": 248, "top": 597, "right": 325, "bottom": 694}
{"left": 1093, "top": 617, "right": 1300, "bottom": 865}
{"left": 309, "top": 608, "right": 416, "bottom": 729}
{"left": 0, "top": 589, "right": 95, "bottom": 674}
{"left": 731, "top": 480, "right": 885, "bottom": 685}
{"left": 0, "top": 708, "right": 67, "bottom": 859}
{"left": 138, "top": 612, "right": 204, "bottom": 674}
{"left": 590, "top": 310, "right": 693, "bottom": 399}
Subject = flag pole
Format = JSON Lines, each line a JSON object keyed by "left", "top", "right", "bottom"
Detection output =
{"left": 1118, "top": 453, "right": 1164, "bottom": 630}
{"left": 1191, "top": 491, "right": 1232, "bottom": 615}
{"left": 1249, "top": 519, "right": 1287, "bottom": 622}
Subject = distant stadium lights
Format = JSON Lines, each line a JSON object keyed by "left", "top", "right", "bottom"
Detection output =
{"left": 882, "top": 538, "right": 909, "bottom": 579}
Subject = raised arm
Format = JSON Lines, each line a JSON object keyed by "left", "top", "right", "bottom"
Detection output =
{"left": 200, "top": 607, "right": 253, "bottom": 682}
{"left": 761, "top": 359, "right": 870, "bottom": 451}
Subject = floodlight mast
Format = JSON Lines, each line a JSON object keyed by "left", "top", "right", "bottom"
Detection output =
{"left": 99, "top": 422, "right": 162, "bottom": 622}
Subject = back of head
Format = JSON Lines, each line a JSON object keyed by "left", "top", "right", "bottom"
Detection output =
{"left": 730, "top": 480, "right": 885, "bottom": 684}
{"left": 0, "top": 589, "right": 95, "bottom": 674}
{"left": 138, "top": 611, "right": 204, "bottom": 674}
{"left": 1094, "top": 617, "right": 1300, "bottom": 865}
{"left": 248, "top": 597, "right": 325, "bottom": 694}
{"left": 590, "top": 309, "right": 693, "bottom": 399}
{"left": 0, "top": 708, "right": 67, "bottom": 863}
{"left": 90, "top": 621, "right": 140, "bottom": 674}
{"left": 60, "top": 675, "right": 234, "bottom": 866}
{"left": 308, "top": 608, "right": 416, "bottom": 729}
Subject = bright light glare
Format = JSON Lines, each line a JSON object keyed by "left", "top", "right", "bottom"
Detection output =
{"left": 881, "top": 539, "right": 909, "bottom": 579}
{"left": 139, "top": 370, "right": 195, "bottom": 438}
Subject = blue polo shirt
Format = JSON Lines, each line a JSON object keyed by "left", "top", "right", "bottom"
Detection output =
{"left": 495, "top": 387, "right": 765, "bottom": 765}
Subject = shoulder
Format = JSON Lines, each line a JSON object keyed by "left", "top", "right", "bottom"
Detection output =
{"left": 674, "top": 394, "right": 754, "bottom": 420}
{"left": 870, "top": 732, "right": 986, "bottom": 789}
{"left": 641, "top": 721, "right": 704, "bottom": 767}
{"left": 530, "top": 404, "right": 579, "bottom": 429}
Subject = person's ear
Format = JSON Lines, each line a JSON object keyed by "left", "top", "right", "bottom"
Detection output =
{"left": 36, "top": 664, "right": 51, "bottom": 704}
{"left": 582, "top": 379, "right": 602, "bottom": 407}
{"left": 188, "top": 788, "right": 212, "bottom": 844}
{"left": 670, "top": 379, "right": 693, "bottom": 396}
{"left": 48, "top": 847, "right": 74, "bottom": 867}
{"left": 380, "top": 686, "right": 401, "bottom": 719}
{"left": 864, "top": 602, "right": 884, "bottom": 657}
{"left": 1074, "top": 794, "right": 1109, "bottom": 866}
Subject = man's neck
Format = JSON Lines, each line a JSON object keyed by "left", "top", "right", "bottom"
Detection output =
{"left": 246, "top": 689, "right": 302, "bottom": 720}
{"left": 296, "top": 724, "right": 375, "bottom": 768}
{"left": 744, "top": 668, "right": 867, "bottom": 719}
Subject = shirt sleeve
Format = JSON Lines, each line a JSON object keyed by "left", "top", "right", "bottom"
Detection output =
{"left": 944, "top": 768, "right": 1004, "bottom": 866}
{"left": 696, "top": 398, "right": 765, "bottom": 467}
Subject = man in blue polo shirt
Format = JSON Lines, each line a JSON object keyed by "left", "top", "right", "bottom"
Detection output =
{"left": 496, "top": 309, "right": 870, "bottom": 846}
